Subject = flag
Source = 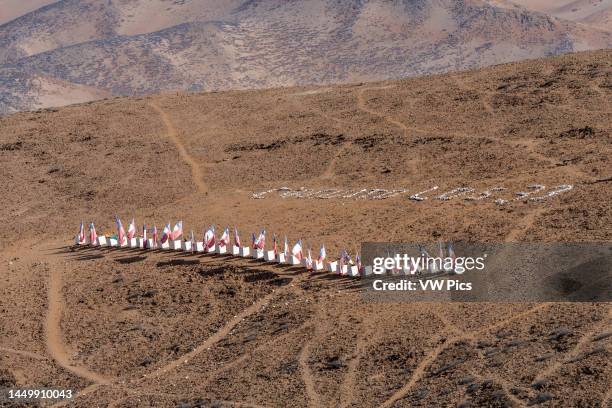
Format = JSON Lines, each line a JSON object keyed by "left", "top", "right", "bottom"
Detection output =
{"left": 305, "top": 248, "right": 313, "bottom": 270}
{"left": 142, "top": 224, "right": 148, "bottom": 248}
{"left": 251, "top": 232, "right": 257, "bottom": 249}
{"left": 284, "top": 235, "right": 288, "bottom": 256}
{"left": 204, "top": 225, "right": 215, "bottom": 249}
{"left": 160, "top": 223, "right": 171, "bottom": 244}
{"left": 116, "top": 216, "right": 126, "bottom": 245}
{"left": 292, "top": 239, "right": 303, "bottom": 260}
{"left": 190, "top": 230, "right": 195, "bottom": 252}
{"left": 255, "top": 229, "right": 266, "bottom": 250}
{"left": 339, "top": 250, "right": 351, "bottom": 275}
{"left": 87, "top": 222, "right": 95, "bottom": 244}
{"left": 127, "top": 218, "right": 136, "bottom": 239}
{"left": 171, "top": 221, "right": 183, "bottom": 240}
{"left": 234, "top": 226, "right": 241, "bottom": 248}
{"left": 152, "top": 225, "right": 158, "bottom": 248}
{"left": 76, "top": 221, "right": 86, "bottom": 244}
{"left": 318, "top": 245, "right": 326, "bottom": 263}
{"left": 355, "top": 253, "right": 362, "bottom": 274}
{"left": 219, "top": 227, "right": 230, "bottom": 247}
{"left": 273, "top": 234, "right": 278, "bottom": 256}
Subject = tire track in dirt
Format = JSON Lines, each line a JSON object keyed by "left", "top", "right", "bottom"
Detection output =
{"left": 533, "top": 306, "right": 611, "bottom": 383}
{"left": 504, "top": 207, "right": 547, "bottom": 242}
{"left": 339, "top": 321, "right": 376, "bottom": 408}
{"left": 0, "top": 347, "right": 48, "bottom": 361}
{"left": 46, "top": 267, "right": 112, "bottom": 385}
{"left": 357, "top": 86, "right": 408, "bottom": 135}
{"left": 197, "top": 319, "right": 313, "bottom": 391}
{"left": 378, "top": 303, "right": 549, "bottom": 407}
{"left": 134, "top": 285, "right": 290, "bottom": 382}
{"left": 320, "top": 145, "right": 348, "bottom": 180}
{"left": 356, "top": 86, "right": 422, "bottom": 176}
{"left": 298, "top": 322, "right": 322, "bottom": 408}
{"left": 149, "top": 101, "right": 208, "bottom": 195}
{"left": 452, "top": 76, "right": 595, "bottom": 182}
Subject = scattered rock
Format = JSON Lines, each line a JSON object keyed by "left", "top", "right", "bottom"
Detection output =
{"left": 534, "top": 352, "right": 555, "bottom": 362}
{"left": 549, "top": 327, "right": 571, "bottom": 341}
{"left": 592, "top": 332, "right": 612, "bottom": 342}
{"left": 529, "top": 392, "right": 553, "bottom": 405}
{"left": 531, "top": 379, "right": 547, "bottom": 390}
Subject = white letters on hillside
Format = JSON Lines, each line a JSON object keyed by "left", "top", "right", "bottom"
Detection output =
{"left": 252, "top": 184, "right": 574, "bottom": 204}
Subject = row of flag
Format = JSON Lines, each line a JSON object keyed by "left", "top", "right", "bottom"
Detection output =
{"left": 77, "top": 218, "right": 458, "bottom": 275}
{"left": 76, "top": 218, "right": 361, "bottom": 273}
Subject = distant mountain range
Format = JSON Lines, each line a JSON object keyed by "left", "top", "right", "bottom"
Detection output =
{"left": 1, "top": 0, "right": 610, "bottom": 113}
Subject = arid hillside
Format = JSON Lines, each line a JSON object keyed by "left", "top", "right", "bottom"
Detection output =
{"left": 1, "top": 0, "right": 611, "bottom": 113}
{"left": 0, "top": 51, "right": 610, "bottom": 407}
{"left": 488, "top": 0, "right": 612, "bottom": 32}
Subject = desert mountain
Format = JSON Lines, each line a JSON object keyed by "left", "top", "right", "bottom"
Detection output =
{"left": 488, "top": 0, "right": 612, "bottom": 32}
{"left": 0, "top": 50, "right": 610, "bottom": 407}
{"left": 1, "top": 0, "right": 611, "bottom": 113}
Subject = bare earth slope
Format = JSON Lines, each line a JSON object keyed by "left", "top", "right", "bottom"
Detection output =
{"left": 489, "top": 0, "right": 612, "bottom": 32}
{"left": 0, "top": 51, "right": 610, "bottom": 407}
{"left": 1, "top": 0, "right": 611, "bottom": 113}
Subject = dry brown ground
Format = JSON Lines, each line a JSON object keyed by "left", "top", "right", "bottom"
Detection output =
{"left": 0, "top": 50, "right": 610, "bottom": 407}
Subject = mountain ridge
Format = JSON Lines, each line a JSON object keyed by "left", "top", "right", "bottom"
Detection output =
{"left": 0, "top": 0, "right": 610, "bottom": 113}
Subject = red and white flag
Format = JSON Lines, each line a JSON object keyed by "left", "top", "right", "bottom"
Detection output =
{"left": 204, "top": 225, "right": 215, "bottom": 249}
{"left": 273, "top": 234, "right": 278, "bottom": 256}
{"left": 339, "top": 250, "right": 351, "bottom": 275}
{"left": 255, "top": 229, "right": 266, "bottom": 250}
{"left": 76, "top": 221, "right": 86, "bottom": 244}
{"left": 89, "top": 222, "right": 97, "bottom": 245}
{"left": 152, "top": 225, "right": 158, "bottom": 248}
{"left": 305, "top": 248, "right": 313, "bottom": 270}
{"left": 171, "top": 221, "right": 183, "bottom": 240}
{"left": 318, "top": 245, "right": 326, "bottom": 263}
{"left": 127, "top": 219, "right": 136, "bottom": 240}
{"left": 234, "top": 226, "right": 241, "bottom": 248}
{"left": 160, "top": 223, "right": 171, "bottom": 244}
{"left": 219, "top": 227, "right": 230, "bottom": 247}
{"left": 116, "top": 216, "right": 126, "bottom": 245}
{"left": 292, "top": 239, "right": 303, "bottom": 261}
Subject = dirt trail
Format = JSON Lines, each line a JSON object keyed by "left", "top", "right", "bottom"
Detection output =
{"left": 534, "top": 306, "right": 611, "bottom": 382}
{"left": 338, "top": 322, "right": 376, "bottom": 408}
{"left": 149, "top": 101, "right": 208, "bottom": 194}
{"left": 378, "top": 303, "right": 549, "bottom": 407}
{"left": 320, "top": 145, "right": 348, "bottom": 180}
{"left": 136, "top": 287, "right": 287, "bottom": 382}
{"left": 505, "top": 207, "right": 546, "bottom": 242}
{"left": 357, "top": 86, "right": 408, "bottom": 135}
{"left": 0, "top": 347, "right": 48, "bottom": 361}
{"left": 298, "top": 327, "right": 321, "bottom": 408}
{"left": 45, "top": 266, "right": 112, "bottom": 385}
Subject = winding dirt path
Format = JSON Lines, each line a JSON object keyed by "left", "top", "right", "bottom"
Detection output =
{"left": 338, "top": 321, "right": 376, "bottom": 408}
{"left": 149, "top": 101, "right": 208, "bottom": 194}
{"left": 505, "top": 207, "right": 546, "bottom": 242}
{"left": 357, "top": 86, "right": 408, "bottom": 135}
{"left": 298, "top": 328, "right": 321, "bottom": 408}
{"left": 45, "top": 266, "right": 112, "bottom": 385}
{"left": 135, "top": 288, "right": 286, "bottom": 382}
{"left": 534, "top": 306, "right": 611, "bottom": 383}
{"left": 0, "top": 347, "right": 48, "bottom": 361}
{"left": 378, "top": 303, "right": 549, "bottom": 407}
